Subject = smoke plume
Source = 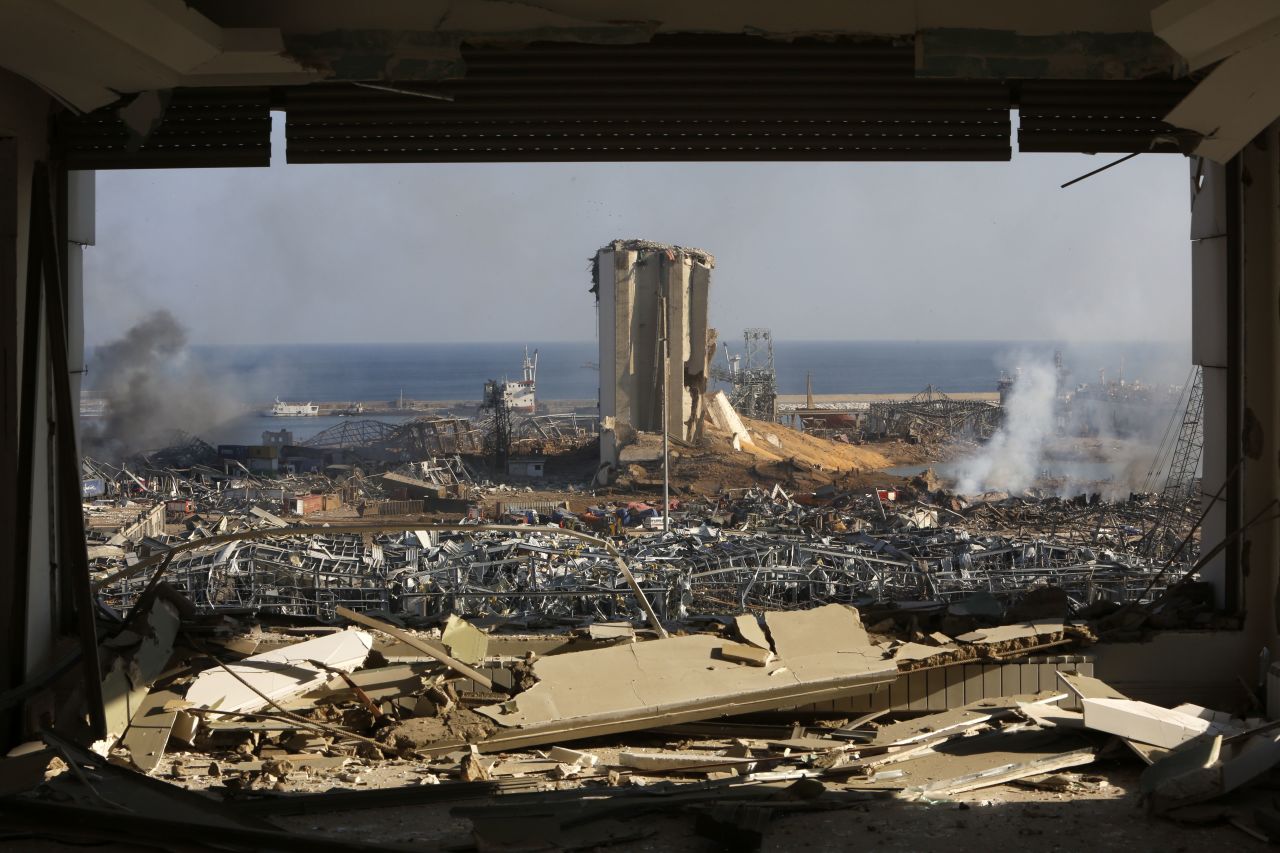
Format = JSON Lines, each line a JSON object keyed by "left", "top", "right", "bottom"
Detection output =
{"left": 951, "top": 351, "right": 1180, "bottom": 498}
{"left": 955, "top": 360, "right": 1058, "bottom": 495}
{"left": 82, "top": 310, "right": 237, "bottom": 461}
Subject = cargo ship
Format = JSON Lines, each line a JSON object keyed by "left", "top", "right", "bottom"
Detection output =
{"left": 497, "top": 348, "right": 537, "bottom": 414}
{"left": 265, "top": 397, "right": 319, "bottom": 417}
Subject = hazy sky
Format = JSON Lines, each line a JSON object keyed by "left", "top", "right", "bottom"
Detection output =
{"left": 85, "top": 115, "right": 1191, "bottom": 347}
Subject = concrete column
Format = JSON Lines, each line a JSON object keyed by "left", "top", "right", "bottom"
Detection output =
{"left": 614, "top": 249, "right": 635, "bottom": 431}
{"left": 0, "top": 68, "right": 57, "bottom": 746}
{"left": 686, "top": 259, "right": 712, "bottom": 438}
{"left": 632, "top": 253, "right": 659, "bottom": 430}
{"left": 664, "top": 253, "right": 689, "bottom": 440}
{"left": 66, "top": 170, "right": 94, "bottom": 444}
{"left": 1239, "top": 123, "right": 1280, "bottom": 656}
{"left": 1190, "top": 157, "right": 1230, "bottom": 603}
{"left": 0, "top": 131, "right": 18, "bottom": 748}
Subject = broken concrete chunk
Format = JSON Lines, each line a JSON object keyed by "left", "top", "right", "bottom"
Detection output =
{"left": 872, "top": 694, "right": 1062, "bottom": 747}
{"left": 586, "top": 623, "right": 637, "bottom": 641}
{"left": 706, "top": 391, "right": 755, "bottom": 450}
{"left": 1140, "top": 730, "right": 1280, "bottom": 812}
{"left": 548, "top": 746, "right": 600, "bottom": 767}
{"left": 734, "top": 614, "right": 771, "bottom": 650}
{"left": 1018, "top": 701, "right": 1086, "bottom": 730}
{"left": 184, "top": 629, "right": 372, "bottom": 715}
{"left": 1171, "top": 703, "right": 1245, "bottom": 731}
{"left": 1081, "top": 697, "right": 1221, "bottom": 749}
{"left": 954, "top": 620, "right": 1063, "bottom": 644}
{"left": 1221, "top": 731, "right": 1280, "bottom": 793}
{"left": 719, "top": 642, "right": 774, "bottom": 667}
{"left": 1140, "top": 735, "right": 1223, "bottom": 803}
{"left": 904, "top": 745, "right": 1098, "bottom": 798}
{"left": 889, "top": 641, "right": 959, "bottom": 664}
{"left": 1057, "top": 671, "right": 1127, "bottom": 702}
{"left": 764, "top": 604, "right": 870, "bottom": 670}
{"left": 618, "top": 751, "right": 755, "bottom": 772}
{"left": 469, "top": 605, "right": 893, "bottom": 753}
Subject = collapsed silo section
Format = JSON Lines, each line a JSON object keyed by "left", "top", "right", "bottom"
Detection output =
{"left": 592, "top": 240, "right": 715, "bottom": 483}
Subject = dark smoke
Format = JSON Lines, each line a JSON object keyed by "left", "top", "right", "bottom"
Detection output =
{"left": 83, "top": 310, "right": 236, "bottom": 461}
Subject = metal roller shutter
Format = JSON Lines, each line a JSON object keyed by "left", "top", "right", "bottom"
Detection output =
{"left": 285, "top": 36, "right": 1013, "bottom": 164}
{"left": 1016, "top": 80, "right": 1196, "bottom": 153}
{"left": 53, "top": 88, "right": 271, "bottom": 169}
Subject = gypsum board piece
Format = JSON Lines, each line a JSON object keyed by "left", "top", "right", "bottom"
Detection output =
{"left": 647, "top": 720, "right": 835, "bottom": 740}
{"left": 183, "top": 634, "right": 399, "bottom": 758}
{"left": 0, "top": 799, "right": 426, "bottom": 853}
{"left": 903, "top": 746, "right": 1098, "bottom": 798}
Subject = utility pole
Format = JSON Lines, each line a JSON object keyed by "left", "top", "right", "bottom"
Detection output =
{"left": 659, "top": 293, "right": 670, "bottom": 533}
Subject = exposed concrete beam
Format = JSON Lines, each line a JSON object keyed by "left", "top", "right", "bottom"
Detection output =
{"left": 0, "top": 0, "right": 1191, "bottom": 108}
{"left": 1152, "top": 0, "right": 1280, "bottom": 162}
{"left": 1153, "top": 0, "right": 1280, "bottom": 70}
{"left": 0, "top": 0, "right": 316, "bottom": 112}
{"left": 1164, "top": 31, "right": 1280, "bottom": 162}
{"left": 919, "top": 28, "right": 1181, "bottom": 79}
{"left": 195, "top": 0, "right": 1168, "bottom": 39}
{"left": 52, "top": 0, "right": 224, "bottom": 74}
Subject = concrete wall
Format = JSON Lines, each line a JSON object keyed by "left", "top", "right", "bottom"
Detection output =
{"left": 1239, "top": 125, "right": 1280, "bottom": 662}
{"left": 0, "top": 68, "right": 60, "bottom": 739}
{"left": 1190, "top": 157, "right": 1229, "bottom": 601}
{"left": 1171, "top": 126, "right": 1280, "bottom": 702}
{"left": 595, "top": 240, "right": 713, "bottom": 478}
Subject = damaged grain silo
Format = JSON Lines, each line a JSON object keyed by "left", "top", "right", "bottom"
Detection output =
{"left": 592, "top": 240, "right": 714, "bottom": 482}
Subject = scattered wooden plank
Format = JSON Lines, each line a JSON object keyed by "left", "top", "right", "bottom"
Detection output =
{"left": 908, "top": 746, "right": 1097, "bottom": 797}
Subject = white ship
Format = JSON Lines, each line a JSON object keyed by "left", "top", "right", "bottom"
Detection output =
{"left": 265, "top": 397, "right": 319, "bottom": 417}
{"left": 498, "top": 348, "right": 537, "bottom": 414}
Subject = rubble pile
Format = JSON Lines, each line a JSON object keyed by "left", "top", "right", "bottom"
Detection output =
{"left": 4, "top": 585, "right": 1273, "bottom": 850}
{"left": 39, "top": 404, "right": 1241, "bottom": 849}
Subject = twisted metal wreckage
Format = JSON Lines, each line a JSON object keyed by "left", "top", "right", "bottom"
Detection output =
{"left": 93, "top": 485, "right": 1197, "bottom": 625}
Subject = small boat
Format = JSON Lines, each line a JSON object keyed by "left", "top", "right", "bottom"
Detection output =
{"left": 265, "top": 397, "right": 319, "bottom": 417}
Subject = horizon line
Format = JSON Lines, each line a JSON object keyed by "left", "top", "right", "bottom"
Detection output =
{"left": 114, "top": 337, "right": 1194, "bottom": 348}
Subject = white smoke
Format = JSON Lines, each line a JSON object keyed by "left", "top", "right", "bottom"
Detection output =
{"left": 955, "top": 359, "right": 1058, "bottom": 494}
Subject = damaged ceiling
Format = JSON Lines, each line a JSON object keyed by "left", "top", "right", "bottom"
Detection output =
{"left": 10, "top": 1, "right": 1274, "bottom": 166}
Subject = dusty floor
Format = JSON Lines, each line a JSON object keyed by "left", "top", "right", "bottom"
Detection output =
{"left": 13, "top": 775, "right": 1270, "bottom": 853}
{"left": 261, "top": 766, "right": 1271, "bottom": 852}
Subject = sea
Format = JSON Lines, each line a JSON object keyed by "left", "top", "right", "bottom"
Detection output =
{"left": 85, "top": 339, "right": 1191, "bottom": 447}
